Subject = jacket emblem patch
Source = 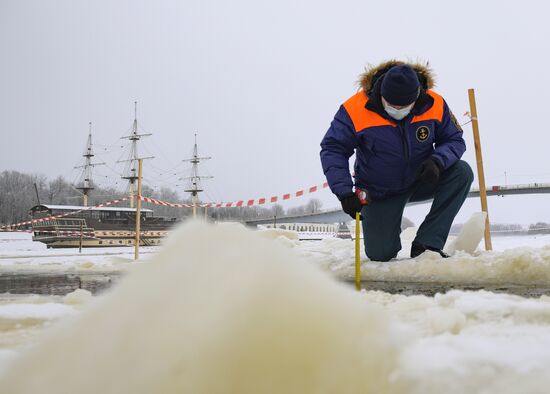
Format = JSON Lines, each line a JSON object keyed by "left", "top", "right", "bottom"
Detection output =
{"left": 416, "top": 126, "right": 430, "bottom": 142}
{"left": 450, "top": 111, "right": 463, "bottom": 132}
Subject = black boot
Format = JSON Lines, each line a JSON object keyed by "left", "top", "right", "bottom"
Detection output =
{"left": 411, "top": 242, "right": 450, "bottom": 259}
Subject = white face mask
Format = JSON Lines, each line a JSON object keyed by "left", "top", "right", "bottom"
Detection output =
{"left": 383, "top": 102, "right": 414, "bottom": 120}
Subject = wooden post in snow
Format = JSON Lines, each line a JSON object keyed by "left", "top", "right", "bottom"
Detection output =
{"left": 468, "top": 89, "right": 493, "bottom": 251}
{"left": 79, "top": 222, "right": 83, "bottom": 254}
{"left": 134, "top": 159, "right": 143, "bottom": 260}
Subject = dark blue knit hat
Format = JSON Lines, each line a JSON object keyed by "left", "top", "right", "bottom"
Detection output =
{"left": 381, "top": 65, "right": 420, "bottom": 106}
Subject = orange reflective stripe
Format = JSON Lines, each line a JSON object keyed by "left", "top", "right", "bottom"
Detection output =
{"left": 343, "top": 90, "right": 444, "bottom": 131}
{"left": 411, "top": 90, "right": 444, "bottom": 123}
{"left": 343, "top": 91, "right": 394, "bottom": 132}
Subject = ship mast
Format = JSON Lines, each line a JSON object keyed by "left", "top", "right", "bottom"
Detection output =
{"left": 75, "top": 122, "right": 105, "bottom": 206}
{"left": 119, "top": 102, "right": 153, "bottom": 208}
{"left": 183, "top": 133, "right": 212, "bottom": 218}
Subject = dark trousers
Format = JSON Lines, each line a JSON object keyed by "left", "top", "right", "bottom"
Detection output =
{"left": 361, "top": 160, "right": 474, "bottom": 261}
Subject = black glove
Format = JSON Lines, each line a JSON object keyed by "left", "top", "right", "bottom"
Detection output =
{"left": 339, "top": 192, "right": 362, "bottom": 219}
{"left": 416, "top": 158, "right": 442, "bottom": 184}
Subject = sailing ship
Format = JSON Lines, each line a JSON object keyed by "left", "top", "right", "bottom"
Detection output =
{"left": 30, "top": 204, "right": 174, "bottom": 248}
{"left": 30, "top": 104, "right": 211, "bottom": 248}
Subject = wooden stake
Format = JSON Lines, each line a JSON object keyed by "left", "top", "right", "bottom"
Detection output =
{"left": 468, "top": 89, "right": 493, "bottom": 251}
{"left": 130, "top": 182, "right": 135, "bottom": 209}
{"left": 134, "top": 159, "right": 143, "bottom": 260}
{"left": 79, "top": 222, "right": 83, "bottom": 254}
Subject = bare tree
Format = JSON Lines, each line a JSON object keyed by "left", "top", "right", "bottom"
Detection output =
{"left": 305, "top": 198, "right": 323, "bottom": 213}
{"left": 271, "top": 204, "right": 285, "bottom": 218}
{"left": 48, "top": 176, "right": 74, "bottom": 204}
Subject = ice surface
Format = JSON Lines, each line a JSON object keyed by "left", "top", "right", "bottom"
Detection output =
{"left": 0, "top": 221, "right": 401, "bottom": 394}
{"left": 257, "top": 227, "right": 300, "bottom": 241}
{"left": 0, "top": 225, "right": 550, "bottom": 393}
{"left": 0, "top": 293, "right": 80, "bottom": 374}
{"left": 62, "top": 289, "right": 93, "bottom": 305}
{"left": 446, "top": 212, "right": 486, "bottom": 254}
{"left": 295, "top": 232, "right": 550, "bottom": 285}
{"left": 0, "top": 303, "right": 74, "bottom": 321}
{"left": 0, "top": 232, "right": 156, "bottom": 272}
{"left": 367, "top": 290, "right": 550, "bottom": 394}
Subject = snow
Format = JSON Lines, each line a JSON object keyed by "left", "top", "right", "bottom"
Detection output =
{"left": 0, "top": 290, "right": 89, "bottom": 378}
{"left": 0, "top": 221, "right": 549, "bottom": 393}
{"left": 446, "top": 211, "right": 487, "bottom": 254}
{"left": 256, "top": 227, "right": 300, "bottom": 241}
{"left": 62, "top": 289, "right": 92, "bottom": 305}
{"left": 0, "top": 303, "right": 75, "bottom": 321}
{"left": 292, "top": 225, "right": 550, "bottom": 285}
{"left": 0, "top": 222, "right": 400, "bottom": 393}
{"left": 384, "top": 290, "right": 550, "bottom": 394}
{"left": 0, "top": 231, "right": 157, "bottom": 271}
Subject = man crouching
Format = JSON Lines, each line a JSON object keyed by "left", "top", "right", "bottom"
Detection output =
{"left": 320, "top": 60, "right": 473, "bottom": 261}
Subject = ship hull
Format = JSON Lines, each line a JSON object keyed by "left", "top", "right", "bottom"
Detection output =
{"left": 33, "top": 231, "right": 167, "bottom": 248}
{"left": 30, "top": 203, "right": 177, "bottom": 249}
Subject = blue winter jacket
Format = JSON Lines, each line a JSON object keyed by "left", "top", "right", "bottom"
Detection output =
{"left": 320, "top": 66, "right": 466, "bottom": 201}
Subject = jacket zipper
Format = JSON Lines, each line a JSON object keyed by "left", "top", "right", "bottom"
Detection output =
{"left": 398, "top": 122, "right": 410, "bottom": 188}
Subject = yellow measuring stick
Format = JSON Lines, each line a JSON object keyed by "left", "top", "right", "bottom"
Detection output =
{"left": 355, "top": 211, "right": 361, "bottom": 291}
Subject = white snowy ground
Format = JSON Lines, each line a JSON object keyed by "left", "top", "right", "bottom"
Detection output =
{"left": 0, "top": 223, "right": 550, "bottom": 393}
{"left": 295, "top": 234, "right": 550, "bottom": 285}
{"left": 0, "top": 232, "right": 158, "bottom": 272}
{"left": 0, "top": 289, "right": 91, "bottom": 378}
{"left": 271, "top": 213, "right": 550, "bottom": 286}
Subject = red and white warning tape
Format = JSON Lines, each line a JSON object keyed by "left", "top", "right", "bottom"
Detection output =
{"left": 1, "top": 228, "right": 96, "bottom": 236}
{"left": 4, "top": 228, "right": 167, "bottom": 238}
{"left": 139, "top": 181, "right": 330, "bottom": 209}
{"left": 93, "top": 231, "right": 168, "bottom": 237}
{"left": 1, "top": 181, "right": 331, "bottom": 231}
{"left": 0, "top": 197, "right": 130, "bottom": 230}
{"left": 138, "top": 196, "right": 193, "bottom": 208}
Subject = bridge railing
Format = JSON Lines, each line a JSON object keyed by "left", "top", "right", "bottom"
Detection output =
{"left": 471, "top": 183, "right": 550, "bottom": 192}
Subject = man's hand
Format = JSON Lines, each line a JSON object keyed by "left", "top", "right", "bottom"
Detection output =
{"left": 339, "top": 192, "right": 362, "bottom": 219}
{"left": 416, "top": 158, "right": 442, "bottom": 184}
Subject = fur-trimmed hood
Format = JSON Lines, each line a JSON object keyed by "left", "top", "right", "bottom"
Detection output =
{"left": 359, "top": 60, "right": 435, "bottom": 94}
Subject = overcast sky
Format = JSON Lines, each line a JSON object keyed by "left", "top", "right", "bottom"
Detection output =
{"left": 1, "top": 0, "right": 549, "bottom": 225}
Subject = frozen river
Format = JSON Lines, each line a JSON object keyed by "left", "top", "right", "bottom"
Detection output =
{"left": 1, "top": 224, "right": 550, "bottom": 393}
